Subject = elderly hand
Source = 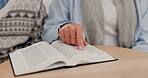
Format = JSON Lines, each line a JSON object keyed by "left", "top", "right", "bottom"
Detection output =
{"left": 59, "top": 23, "right": 88, "bottom": 50}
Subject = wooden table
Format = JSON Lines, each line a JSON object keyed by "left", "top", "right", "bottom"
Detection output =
{"left": 0, "top": 46, "right": 148, "bottom": 78}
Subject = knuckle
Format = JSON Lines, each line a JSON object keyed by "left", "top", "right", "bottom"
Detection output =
{"left": 63, "top": 27, "right": 68, "bottom": 33}
{"left": 64, "top": 27, "right": 69, "bottom": 31}
{"left": 69, "top": 26, "right": 75, "bottom": 31}
{"left": 65, "top": 35, "right": 69, "bottom": 38}
{"left": 77, "top": 25, "right": 83, "bottom": 29}
{"left": 76, "top": 30, "right": 83, "bottom": 36}
{"left": 65, "top": 33, "right": 70, "bottom": 37}
{"left": 71, "top": 32, "right": 75, "bottom": 36}
{"left": 65, "top": 38, "right": 68, "bottom": 41}
{"left": 77, "top": 36, "right": 83, "bottom": 39}
{"left": 77, "top": 28, "right": 82, "bottom": 32}
{"left": 77, "top": 29, "right": 82, "bottom": 33}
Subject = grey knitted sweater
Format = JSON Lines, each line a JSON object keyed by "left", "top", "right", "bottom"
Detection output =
{"left": 0, "top": 0, "right": 48, "bottom": 63}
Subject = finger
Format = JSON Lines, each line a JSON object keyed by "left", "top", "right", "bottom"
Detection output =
{"left": 59, "top": 30, "right": 65, "bottom": 42}
{"left": 76, "top": 25, "right": 84, "bottom": 50}
{"left": 63, "top": 27, "right": 71, "bottom": 44}
{"left": 68, "top": 25, "right": 77, "bottom": 45}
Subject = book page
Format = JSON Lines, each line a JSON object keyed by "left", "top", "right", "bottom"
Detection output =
{"left": 51, "top": 41, "right": 80, "bottom": 59}
{"left": 52, "top": 40, "right": 103, "bottom": 58}
{"left": 9, "top": 41, "right": 69, "bottom": 75}
{"left": 52, "top": 40, "right": 115, "bottom": 65}
{"left": 19, "top": 42, "right": 68, "bottom": 69}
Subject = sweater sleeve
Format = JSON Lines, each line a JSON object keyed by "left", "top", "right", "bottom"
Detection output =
{"left": 41, "top": 0, "right": 72, "bottom": 44}
{"left": 132, "top": 0, "right": 148, "bottom": 52}
{"left": 28, "top": 0, "right": 48, "bottom": 44}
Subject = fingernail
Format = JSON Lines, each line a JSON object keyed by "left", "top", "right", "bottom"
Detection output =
{"left": 78, "top": 46, "right": 83, "bottom": 51}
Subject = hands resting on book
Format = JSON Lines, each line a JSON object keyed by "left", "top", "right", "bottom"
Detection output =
{"left": 59, "top": 22, "right": 88, "bottom": 50}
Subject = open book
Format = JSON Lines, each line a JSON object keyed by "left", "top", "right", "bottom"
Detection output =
{"left": 9, "top": 40, "right": 117, "bottom": 76}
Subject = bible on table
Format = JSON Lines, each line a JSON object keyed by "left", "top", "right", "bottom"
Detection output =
{"left": 9, "top": 40, "right": 117, "bottom": 76}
